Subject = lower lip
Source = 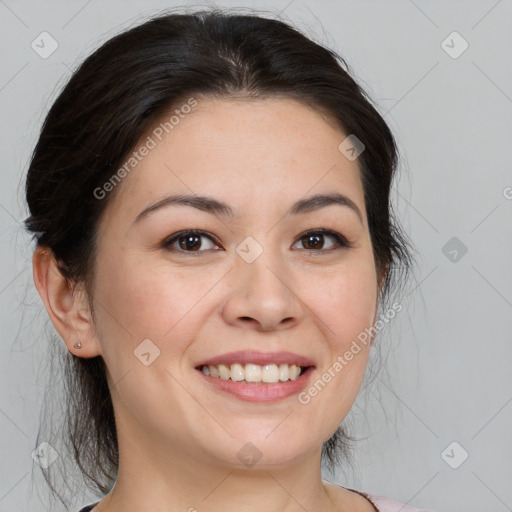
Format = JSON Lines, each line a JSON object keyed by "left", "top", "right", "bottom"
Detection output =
{"left": 196, "top": 367, "right": 315, "bottom": 402}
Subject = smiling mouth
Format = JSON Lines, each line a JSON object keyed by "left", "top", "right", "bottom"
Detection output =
{"left": 196, "top": 363, "right": 311, "bottom": 384}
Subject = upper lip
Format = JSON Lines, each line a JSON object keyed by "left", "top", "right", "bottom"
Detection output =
{"left": 195, "top": 350, "right": 316, "bottom": 368}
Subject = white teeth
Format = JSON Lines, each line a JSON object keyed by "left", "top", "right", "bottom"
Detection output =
{"left": 278, "top": 363, "right": 289, "bottom": 381}
{"left": 289, "top": 364, "right": 301, "bottom": 380}
{"left": 230, "top": 363, "right": 244, "bottom": 382}
{"left": 200, "top": 363, "right": 305, "bottom": 383}
{"left": 244, "top": 364, "right": 261, "bottom": 382}
{"left": 261, "top": 364, "right": 279, "bottom": 383}
{"left": 218, "top": 364, "right": 230, "bottom": 380}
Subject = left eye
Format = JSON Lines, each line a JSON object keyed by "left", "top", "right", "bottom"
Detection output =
{"left": 292, "top": 230, "right": 349, "bottom": 251}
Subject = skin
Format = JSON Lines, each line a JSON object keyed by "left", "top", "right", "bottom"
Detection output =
{"left": 33, "top": 97, "right": 385, "bottom": 512}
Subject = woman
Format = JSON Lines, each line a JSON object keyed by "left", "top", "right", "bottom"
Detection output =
{"left": 24, "top": 8, "right": 433, "bottom": 512}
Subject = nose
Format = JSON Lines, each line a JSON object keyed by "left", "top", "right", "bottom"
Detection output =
{"left": 221, "top": 254, "right": 304, "bottom": 332}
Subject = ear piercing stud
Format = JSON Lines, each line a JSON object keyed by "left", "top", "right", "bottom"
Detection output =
{"left": 74, "top": 342, "right": 82, "bottom": 349}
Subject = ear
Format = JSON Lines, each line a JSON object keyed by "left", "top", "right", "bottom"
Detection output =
{"left": 32, "top": 246, "right": 102, "bottom": 358}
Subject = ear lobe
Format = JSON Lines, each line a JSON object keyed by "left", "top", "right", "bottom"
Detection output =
{"left": 32, "top": 246, "right": 102, "bottom": 358}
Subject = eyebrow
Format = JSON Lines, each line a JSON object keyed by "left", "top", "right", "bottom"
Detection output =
{"left": 134, "top": 192, "right": 363, "bottom": 224}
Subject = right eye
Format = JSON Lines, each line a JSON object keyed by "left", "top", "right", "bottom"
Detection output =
{"left": 162, "top": 230, "right": 221, "bottom": 253}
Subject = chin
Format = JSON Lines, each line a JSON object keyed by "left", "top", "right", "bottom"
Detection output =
{"left": 203, "top": 434, "right": 316, "bottom": 470}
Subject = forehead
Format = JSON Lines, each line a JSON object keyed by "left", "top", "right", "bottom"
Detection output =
{"left": 102, "top": 97, "right": 366, "bottom": 227}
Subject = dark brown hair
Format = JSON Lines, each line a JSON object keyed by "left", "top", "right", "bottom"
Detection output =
{"left": 24, "top": 7, "right": 414, "bottom": 508}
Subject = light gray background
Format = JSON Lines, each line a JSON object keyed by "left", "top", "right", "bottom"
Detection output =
{"left": 1, "top": 1, "right": 511, "bottom": 511}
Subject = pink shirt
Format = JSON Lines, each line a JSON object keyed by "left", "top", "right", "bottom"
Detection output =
{"left": 347, "top": 487, "right": 433, "bottom": 512}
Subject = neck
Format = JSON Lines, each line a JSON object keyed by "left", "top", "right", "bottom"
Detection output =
{"left": 97, "top": 423, "right": 344, "bottom": 512}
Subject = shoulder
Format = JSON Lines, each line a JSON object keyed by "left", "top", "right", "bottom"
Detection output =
{"left": 361, "top": 491, "right": 435, "bottom": 512}
{"left": 324, "top": 482, "right": 434, "bottom": 512}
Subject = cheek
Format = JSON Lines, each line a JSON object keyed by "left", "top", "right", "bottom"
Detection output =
{"left": 93, "top": 251, "right": 217, "bottom": 360}
{"left": 304, "top": 256, "right": 378, "bottom": 350}
{"left": 298, "top": 257, "right": 377, "bottom": 426}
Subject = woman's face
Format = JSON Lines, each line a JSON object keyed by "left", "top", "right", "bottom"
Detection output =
{"left": 89, "top": 97, "right": 380, "bottom": 468}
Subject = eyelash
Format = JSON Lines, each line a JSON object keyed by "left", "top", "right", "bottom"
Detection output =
{"left": 162, "top": 229, "right": 354, "bottom": 255}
